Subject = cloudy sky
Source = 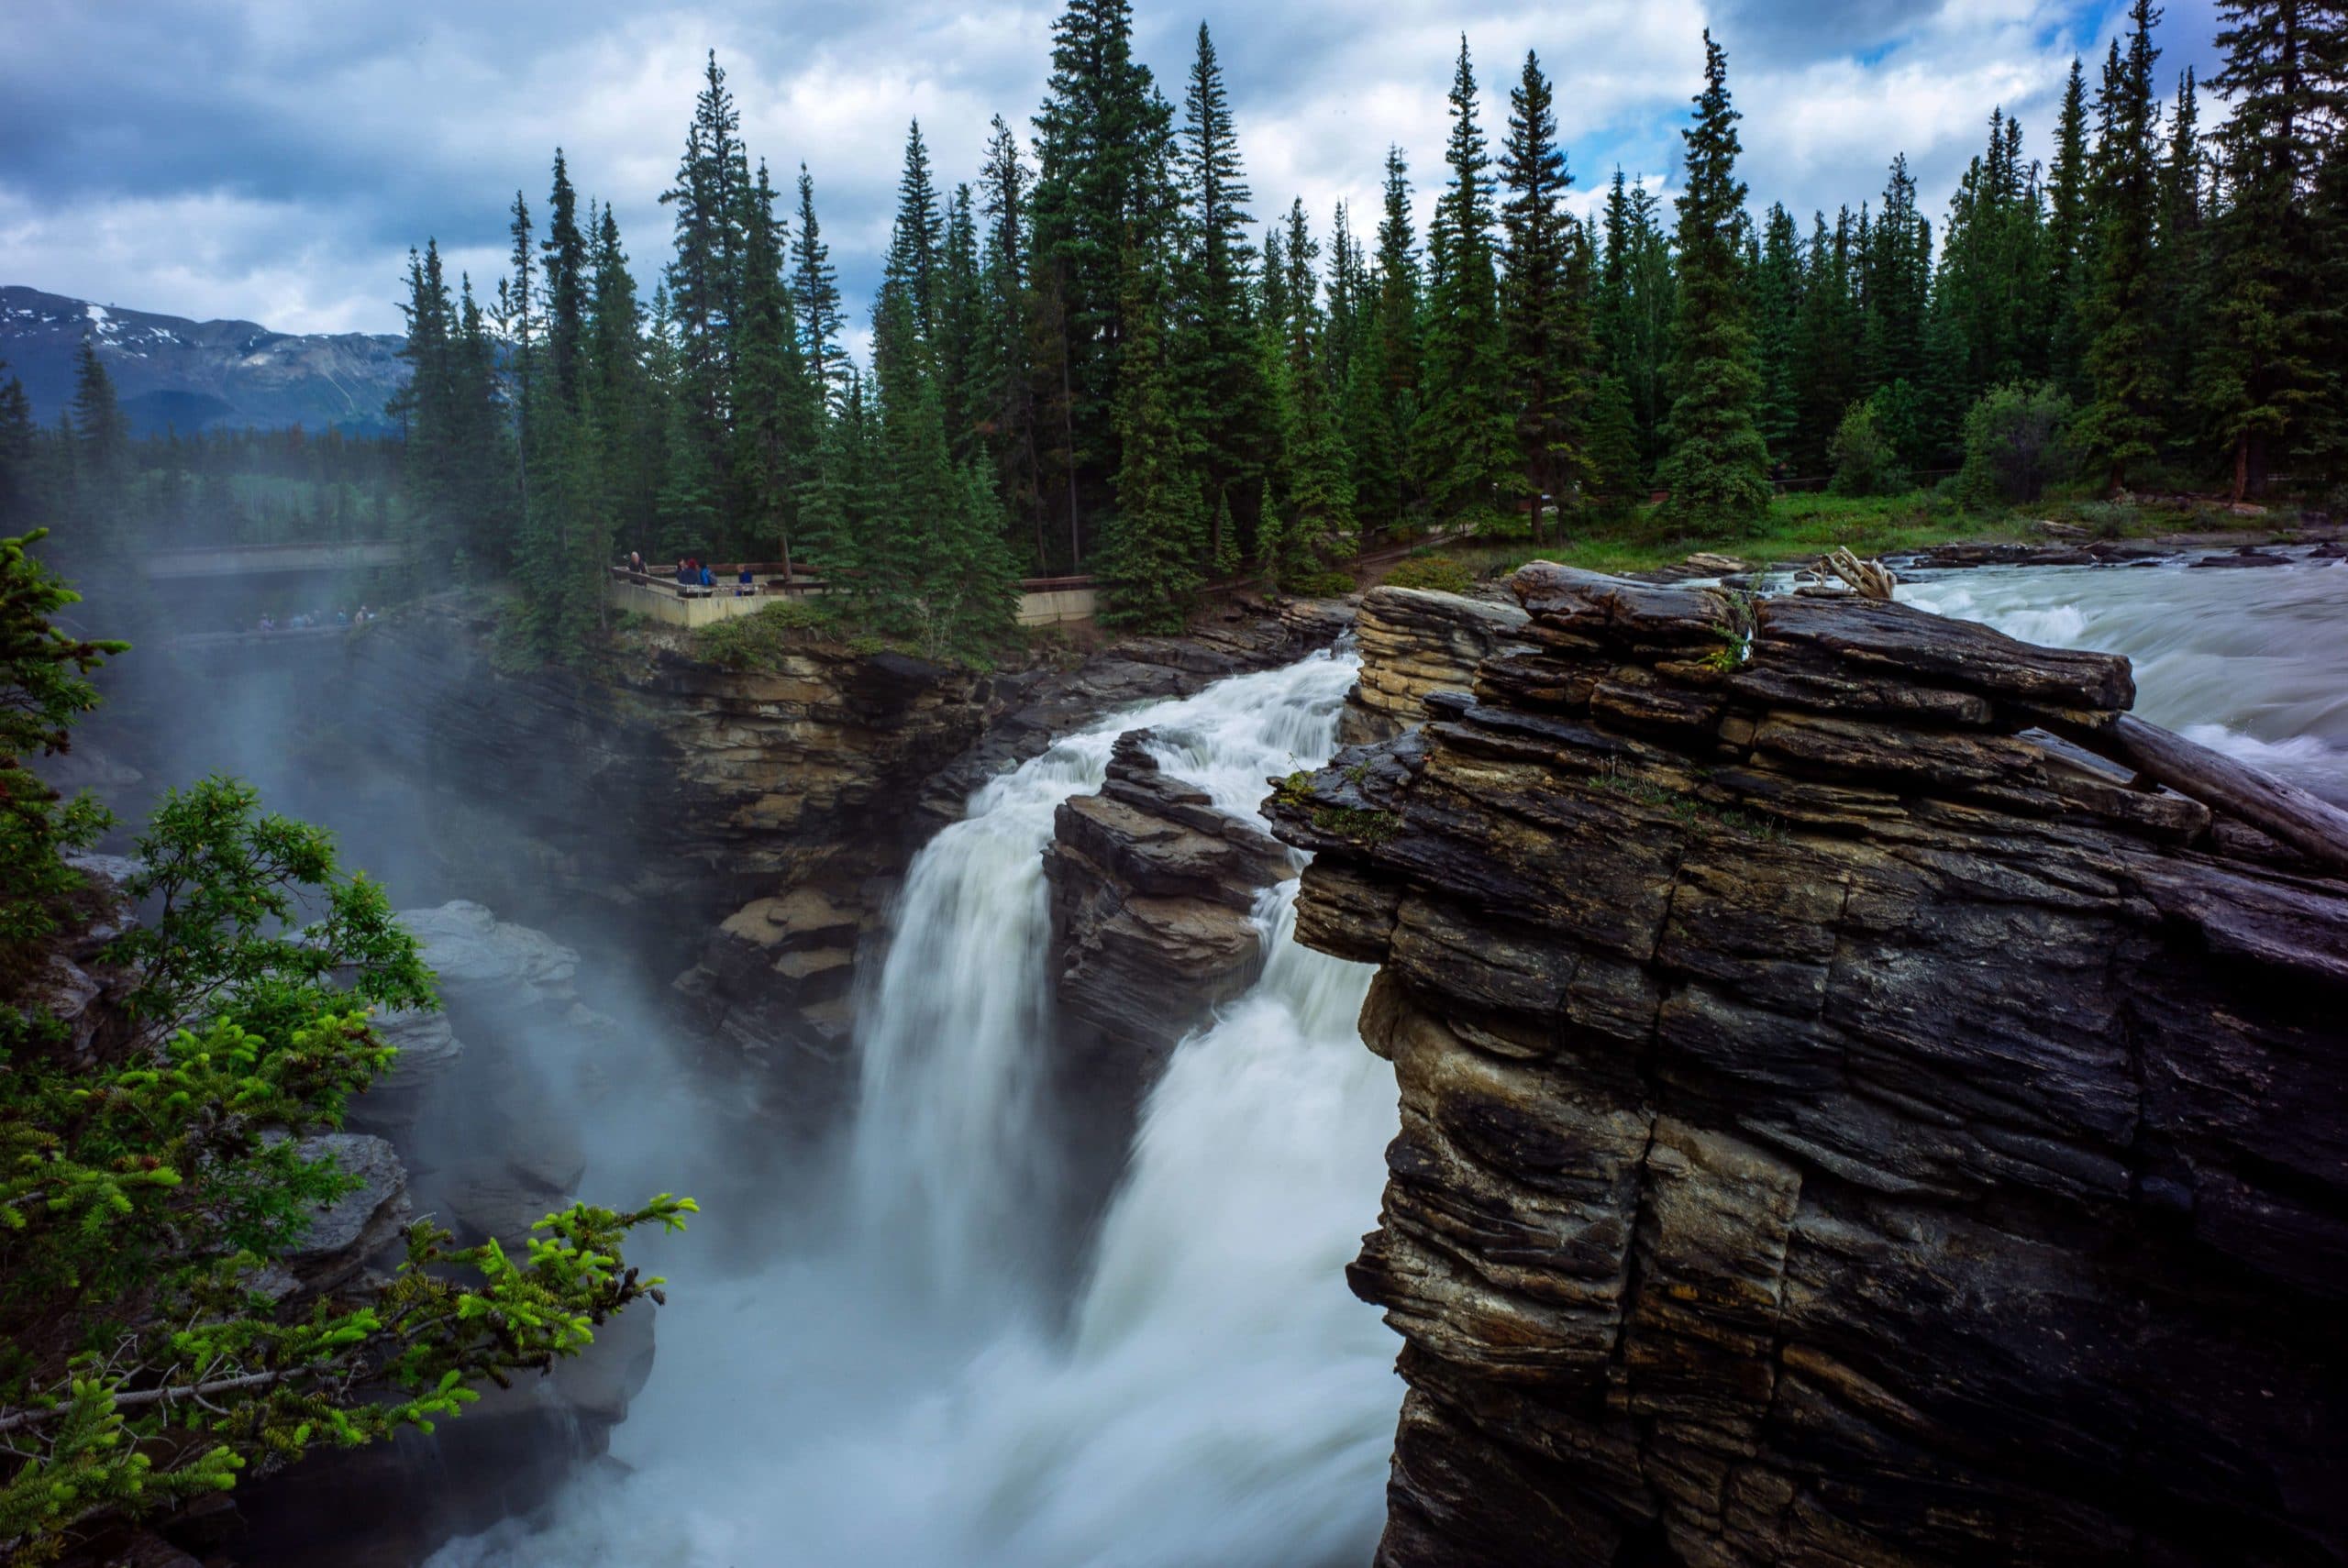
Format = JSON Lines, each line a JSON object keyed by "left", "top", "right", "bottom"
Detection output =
{"left": 3, "top": 0, "right": 2221, "bottom": 341}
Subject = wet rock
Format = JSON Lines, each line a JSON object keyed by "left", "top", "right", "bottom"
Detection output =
{"left": 2191, "top": 548, "right": 2293, "bottom": 568}
{"left": 260, "top": 1134, "right": 412, "bottom": 1297}
{"left": 1270, "top": 569, "right": 2348, "bottom": 1568}
{"left": 1044, "top": 731, "right": 1291, "bottom": 1091}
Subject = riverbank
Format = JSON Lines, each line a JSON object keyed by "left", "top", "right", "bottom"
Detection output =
{"left": 1382, "top": 489, "right": 2332, "bottom": 584}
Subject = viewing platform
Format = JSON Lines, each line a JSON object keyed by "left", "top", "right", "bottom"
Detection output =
{"left": 607, "top": 563, "right": 1099, "bottom": 629}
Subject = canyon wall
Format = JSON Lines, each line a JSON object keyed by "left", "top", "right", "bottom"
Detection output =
{"left": 1271, "top": 575, "right": 2348, "bottom": 1568}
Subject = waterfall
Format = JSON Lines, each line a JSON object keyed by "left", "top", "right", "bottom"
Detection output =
{"left": 435, "top": 646, "right": 1398, "bottom": 1568}
{"left": 1899, "top": 553, "right": 2348, "bottom": 801}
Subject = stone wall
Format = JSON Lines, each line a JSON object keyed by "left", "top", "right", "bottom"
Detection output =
{"left": 1270, "top": 568, "right": 2348, "bottom": 1568}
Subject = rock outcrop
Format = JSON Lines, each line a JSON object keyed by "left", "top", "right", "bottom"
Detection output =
{"left": 671, "top": 595, "right": 1353, "bottom": 1108}
{"left": 1270, "top": 568, "right": 2348, "bottom": 1568}
{"left": 1341, "top": 585, "right": 1530, "bottom": 745}
{"left": 1043, "top": 729, "right": 1292, "bottom": 1107}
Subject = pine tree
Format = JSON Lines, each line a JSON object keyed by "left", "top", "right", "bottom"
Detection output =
{"left": 64, "top": 339, "right": 131, "bottom": 562}
{"left": 1170, "top": 21, "right": 1266, "bottom": 568}
{"left": 542, "top": 149, "right": 590, "bottom": 410}
{"left": 1498, "top": 50, "right": 1592, "bottom": 539}
{"left": 731, "top": 160, "right": 818, "bottom": 572}
{"left": 977, "top": 117, "right": 1046, "bottom": 563}
{"left": 1597, "top": 171, "right": 1677, "bottom": 480}
{"left": 1029, "top": 0, "right": 1172, "bottom": 565}
{"left": 1099, "top": 246, "right": 1207, "bottom": 629}
{"left": 660, "top": 50, "right": 750, "bottom": 525}
{"left": 2200, "top": 0, "right": 2342, "bottom": 495}
{"left": 1277, "top": 199, "right": 1357, "bottom": 564}
{"left": 2076, "top": 0, "right": 2168, "bottom": 490}
{"left": 881, "top": 121, "right": 946, "bottom": 342}
{"left": 1788, "top": 208, "right": 1863, "bottom": 475}
{"left": 938, "top": 185, "right": 985, "bottom": 464}
{"left": 1413, "top": 38, "right": 1514, "bottom": 524}
{"left": 2154, "top": 70, "right": 2208, "bottom": 446}
{"left": 1657, "top": 31, "right": 1772, "bottom": 534}
{"left": 2046, "top": 59, "right": 2095, "bottom": 397}
{"left": 1752, "top": 204, "right": 1804, "bottom": 467}
{"left": 584, "top": 204, "right": 661, "bottom": 554}
{"left": 792, "top": 166, "right": 847, "bottom": 404}
{"left": 1369, "top": 146, "right": 1423, "bottom": 521}
{"left": 0, "top": 368, "right": 37, "bottom": 534}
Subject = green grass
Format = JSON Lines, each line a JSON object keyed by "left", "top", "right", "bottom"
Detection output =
{"left": 1445, "top": 488, "right": 2282, "bottom": 582}
{"left": 690, "top": 598, "right": 851, "bottom": 671}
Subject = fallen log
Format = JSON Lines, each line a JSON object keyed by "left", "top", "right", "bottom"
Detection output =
{"left": 2052, "top": 711, "right": 2348, "bottom": 877}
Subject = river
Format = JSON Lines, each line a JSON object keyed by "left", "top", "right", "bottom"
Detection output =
{"left": 432, "top": 549, "right": 2342, "bottom": 1567}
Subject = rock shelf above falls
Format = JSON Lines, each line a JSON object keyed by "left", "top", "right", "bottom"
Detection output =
{"left": 1269, "top": 570, "right": 2348, "bottom": 1568}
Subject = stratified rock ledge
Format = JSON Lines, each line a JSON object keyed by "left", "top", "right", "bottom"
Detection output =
{"left": 1270, "top": 567, "right": 2348, "bottom": 1568}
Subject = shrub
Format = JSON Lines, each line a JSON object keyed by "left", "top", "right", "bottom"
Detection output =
{"left": 691, "top": 597, "right": 844, "bottom": 671}
{"left": 0, "top": 539, "right": 692, "bottom": 1559}
{"left": 1829, "top": 396, "right": 1910, "bottom": 498}
{"left": 1955, "top": 382, "right": 2074, "bottom": 506}
{"left": 1381, "top": 555, "right": 1476, "bottom": 595}
{"left": 1283, "top": 569, "right": 1359, "bottom": 599}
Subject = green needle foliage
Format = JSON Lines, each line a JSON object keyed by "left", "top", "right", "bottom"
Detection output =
{"left": 0, "top": 537, "right": 692, "bottom": 1565}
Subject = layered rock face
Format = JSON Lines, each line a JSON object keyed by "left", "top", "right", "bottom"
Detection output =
{"left": 1043, "top": 730, "right": 1293, "bottom": 1108}
{"left": 1340, "top": 585, "right": 1529, "bottom": 745}
{"left": 1270, "top": 568, "right": 2348, "bottom": 1568}
{"left": 672, "top": 597, "right": 1351, "bottom": 1106}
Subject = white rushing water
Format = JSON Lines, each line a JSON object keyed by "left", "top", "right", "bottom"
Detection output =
{"left": 1898, "top": 552, "right": 2348, "bottom": 801}
{"left": 437, "top": 648, "right": 1397, "bottom": 1568}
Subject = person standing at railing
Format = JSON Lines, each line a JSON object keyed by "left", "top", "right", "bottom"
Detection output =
{"left": 737, "top": 566, "right": 755, "bottom": 597}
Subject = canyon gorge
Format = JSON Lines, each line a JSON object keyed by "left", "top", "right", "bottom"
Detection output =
{"left": 61, "top": 547, "right": 2348, "bottom": 1568}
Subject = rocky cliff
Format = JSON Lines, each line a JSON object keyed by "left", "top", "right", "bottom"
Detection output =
{"left": 1269, "top": 568, "right": 2348, "bottom": 1568}
{"left": 1042, "top": 729, "right": 1292, "bottom": 1107}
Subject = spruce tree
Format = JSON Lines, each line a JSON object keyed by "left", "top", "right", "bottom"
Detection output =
{"left": 1369, "top": 146, "right": 1423, "bottom": 524}
{"left": 2201, "top": 0, "right": 2341, "bottom": 495}
{"left": 1752, "top": 204, "right": 1804, "bottom": 467}
{"left": 882, "top": 121, "right": 946, "bottom": 342}
{"left": 542, "top": 149, "right": 590, "bottom": 410}
{"left": 584, "top": 205, "right": 660, "bottom": 553}
{"left": 2076, "top": 0, "right": 2167, "bottom": 490}
{"left": 1029, "top": 0, "right": 1171, "bottom": 564}
{"left": 1171, "top": 22, "right": 1266, "bottom": 568}
{"left": 660, "top": 53, "right": 750, "bottom": 527}
{"left": 978, "top": 117, "right": 1046, "bottom": 563}
{"left": 1657, "top": 32, "right": 1772, "bottom": 535}
{"left": 792, "top": 166, "right": 847, "bottom": 404}
{"left": 1498, "top": 50, "right": 1592, "bottom": 538}
{"left": 1789, "top": 209, "right": 1863, "bottom": 475}
{"left": 0, "top": 369, "right": 37, "bottom": 535}
{"left": 1413, "top": 37, "right": 1514, "bottom": 525}
{"left": 938, "top": 185, "right": 985, "bottom": 464}
{"left": 2045, "top": 59, "right": 2095, "bottom": 397}
{"left": 1277, "top": 199, "right": 1357, "bottom": 563}
{"left": 1099, "top": 246, "right": 1207, "bottom": 629}
{"left": 731, "top": 160, "right": 818, "bottom": 572}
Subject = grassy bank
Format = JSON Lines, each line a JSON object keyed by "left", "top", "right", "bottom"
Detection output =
{"left": 1398, "top": 489, "right": 2300, "bottom": 585}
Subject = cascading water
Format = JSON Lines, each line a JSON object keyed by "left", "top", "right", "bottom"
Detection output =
{"left": 437, "top": 647, "right": 1399, "bottom": 1568}
{"left": 1897, "top": 552, "right": 2348, "bottom": 800}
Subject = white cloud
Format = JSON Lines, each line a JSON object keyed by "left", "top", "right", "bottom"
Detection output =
{"left": 0, "top": 0, "right": 2227, "bottom": 337}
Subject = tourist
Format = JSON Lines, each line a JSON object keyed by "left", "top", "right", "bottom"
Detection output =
{"left": 628, "top": 549, "right": 646, "bottom": 576}
{"left": 737, "top": 565, "right": 755, "bottom": 596}
{"left": 699, "top": 562, "right": 715, "bottom": 591}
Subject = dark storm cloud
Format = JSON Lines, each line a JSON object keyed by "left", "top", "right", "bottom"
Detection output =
{"left": 0, "top": 0, "right": 2226, "bottom": 337}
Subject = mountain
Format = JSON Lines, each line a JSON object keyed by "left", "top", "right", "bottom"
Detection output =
{"left": 0, "top": 285, "right": 409, "bottom": 437}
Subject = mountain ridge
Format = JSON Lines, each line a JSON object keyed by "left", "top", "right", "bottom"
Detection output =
{"left": 1, "top": 283, "right": 409, "bottom": 437}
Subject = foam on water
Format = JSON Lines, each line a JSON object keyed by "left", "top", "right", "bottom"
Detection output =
{"left": 433, "top": 649, "right": 1395, "bottom": 1568}
{"left": 1898, "top": 554, "right": 2348, "bottom": 801}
